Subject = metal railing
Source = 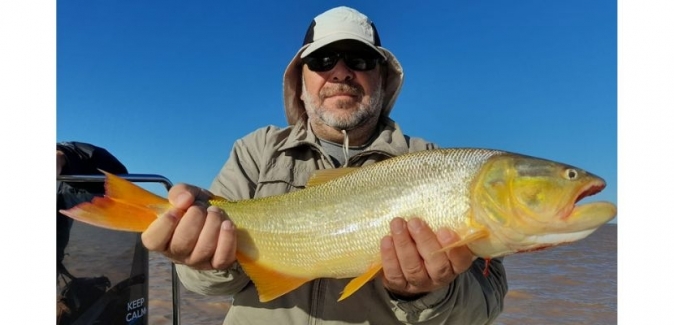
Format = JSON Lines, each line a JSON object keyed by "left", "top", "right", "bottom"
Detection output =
{"left": 57, "top": 174, "right": 181, "bottom": 325}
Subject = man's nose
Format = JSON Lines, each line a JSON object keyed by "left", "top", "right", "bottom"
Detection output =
{"left": 329, "top": 59, "right": 354, "bottom": 82}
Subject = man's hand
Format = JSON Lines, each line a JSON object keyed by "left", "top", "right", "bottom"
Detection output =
{"left": 141, "top": 183, "right": 238, "bottom": 271}
{"left": 380, "top": 217, "right": 475, "bottom": 299}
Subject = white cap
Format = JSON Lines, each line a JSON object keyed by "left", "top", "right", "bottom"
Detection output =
{"left": 300, "top": 7, "right": 386, "bottom": 59}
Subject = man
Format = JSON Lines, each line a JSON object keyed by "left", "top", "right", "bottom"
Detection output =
{"left": 142, "top": 6, "right": 508, "bottom": 324}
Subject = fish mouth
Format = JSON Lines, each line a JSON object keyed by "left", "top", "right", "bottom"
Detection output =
{"left": 574, "top": 178, "right": 606, "bottom": 204}
{"left": 562, "top": 178, "right": 616, "bottom": 232}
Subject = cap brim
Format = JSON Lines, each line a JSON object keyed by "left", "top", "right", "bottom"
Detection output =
{"left": 300, "top": 32, "right": 386, "bottom": 59}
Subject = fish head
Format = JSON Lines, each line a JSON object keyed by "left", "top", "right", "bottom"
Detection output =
{"left": 471, "top": 153, "right": 617, "bottom": 255}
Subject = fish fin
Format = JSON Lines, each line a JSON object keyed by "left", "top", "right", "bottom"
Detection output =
{"left": 482, "top": 258, "right": 492, "bottom": 277}
{"left": 306, "top": 168, "right": 359, "bottom": 187}
{"left": 237, "top": 253, "right": 311, "bottom": 303}
{"left": 433, "top": 229, "right": 489, "bottom": 254}
{"left": 97, "top": 170, "right": 168, "bottom": 208}
{"left": 338, "top": 262, "right": 382, "bottom": 302}
{"left": 59, "top": 171, "right": 170, "bottom": 232}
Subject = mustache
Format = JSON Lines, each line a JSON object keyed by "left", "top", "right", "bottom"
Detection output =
{"left": 319, "top": 83, "right": 364, "bottom": 99}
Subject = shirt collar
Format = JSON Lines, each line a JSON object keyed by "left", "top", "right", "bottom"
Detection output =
{"left": 278, "top": 117, "right": 411, "bottom": 157}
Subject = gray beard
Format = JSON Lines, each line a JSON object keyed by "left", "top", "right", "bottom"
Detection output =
{"left": 302, "top": 78, "right": 384, "bottom": 131}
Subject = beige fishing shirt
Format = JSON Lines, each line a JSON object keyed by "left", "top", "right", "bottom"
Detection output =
{"left": 176, "top": 118, "right": 508, "bottom": 325}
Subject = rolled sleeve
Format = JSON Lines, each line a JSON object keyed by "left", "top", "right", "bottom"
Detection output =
{"left": 175, "top": 262, "right": 250, "bottom": 297}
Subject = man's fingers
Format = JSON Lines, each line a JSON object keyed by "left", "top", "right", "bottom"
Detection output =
{"left": 142, "top": 208, "right": 181, "bottom": 252}
{"left": 437, "top": 228, "right": 476, "bottom": 274}
{"left": 211, "top": 220, "right": 238, "bottom": 270}
{"left": 408, "top": 219, "right": 454, "bottom": 283}
{"left": 188, "top": 206, "right": 227, "bottom": 265}
{"left": 390, "top": 218, "right": 428, "bottom": 286}
{"left": 141, "top": 184, "right": 238, "bottom": 271}
{"left": 381, "top": 235, "right": 404, "bottom": 285}
{"left": 169, "top": 204, "right": 208, "bottom": 258}
{"left": 168, "top": 183, "right": 214, "bottom": 209}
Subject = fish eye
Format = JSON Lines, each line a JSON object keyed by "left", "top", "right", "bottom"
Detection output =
{"left": 565, "top": 168, "right": 578, "bottom": 180}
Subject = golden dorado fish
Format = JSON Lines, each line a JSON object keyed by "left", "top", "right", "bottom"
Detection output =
{"left": 60, "top": 148, "right": 617, "bottom": 303}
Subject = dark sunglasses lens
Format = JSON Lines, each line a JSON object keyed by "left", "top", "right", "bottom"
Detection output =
{"left": 343, "top": 55, "right": 377, "bottom": 71}
{"left": 305, "top": 54, "right": 339, "bottom": 72}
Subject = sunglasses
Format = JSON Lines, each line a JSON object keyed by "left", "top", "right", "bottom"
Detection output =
{"left": 302, "top": 51, "right": 384, "bottom": 72}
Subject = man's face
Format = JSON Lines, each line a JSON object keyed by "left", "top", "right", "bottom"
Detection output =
{"left": 300, "top": 40, "right": 385, "bottom": 131}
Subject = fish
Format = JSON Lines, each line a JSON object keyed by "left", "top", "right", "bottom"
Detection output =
{"left": 59, "top": 148, "right": 617, "bottom": 303}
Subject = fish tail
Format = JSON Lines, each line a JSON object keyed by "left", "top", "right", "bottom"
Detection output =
{"left": 59, "top": 170, "right": 171, "bottom": 232}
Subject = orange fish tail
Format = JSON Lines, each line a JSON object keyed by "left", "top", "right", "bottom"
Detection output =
{"left": 59, "top": 171, "right": 171, "bottom": 232}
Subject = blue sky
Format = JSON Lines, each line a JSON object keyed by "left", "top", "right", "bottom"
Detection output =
{"left": 56, "top": 0, "right": 617, "bottom": 207}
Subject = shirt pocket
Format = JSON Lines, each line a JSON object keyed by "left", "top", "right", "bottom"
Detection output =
{"left": 254, "top": 157, "right": 316, "bottom": 198}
